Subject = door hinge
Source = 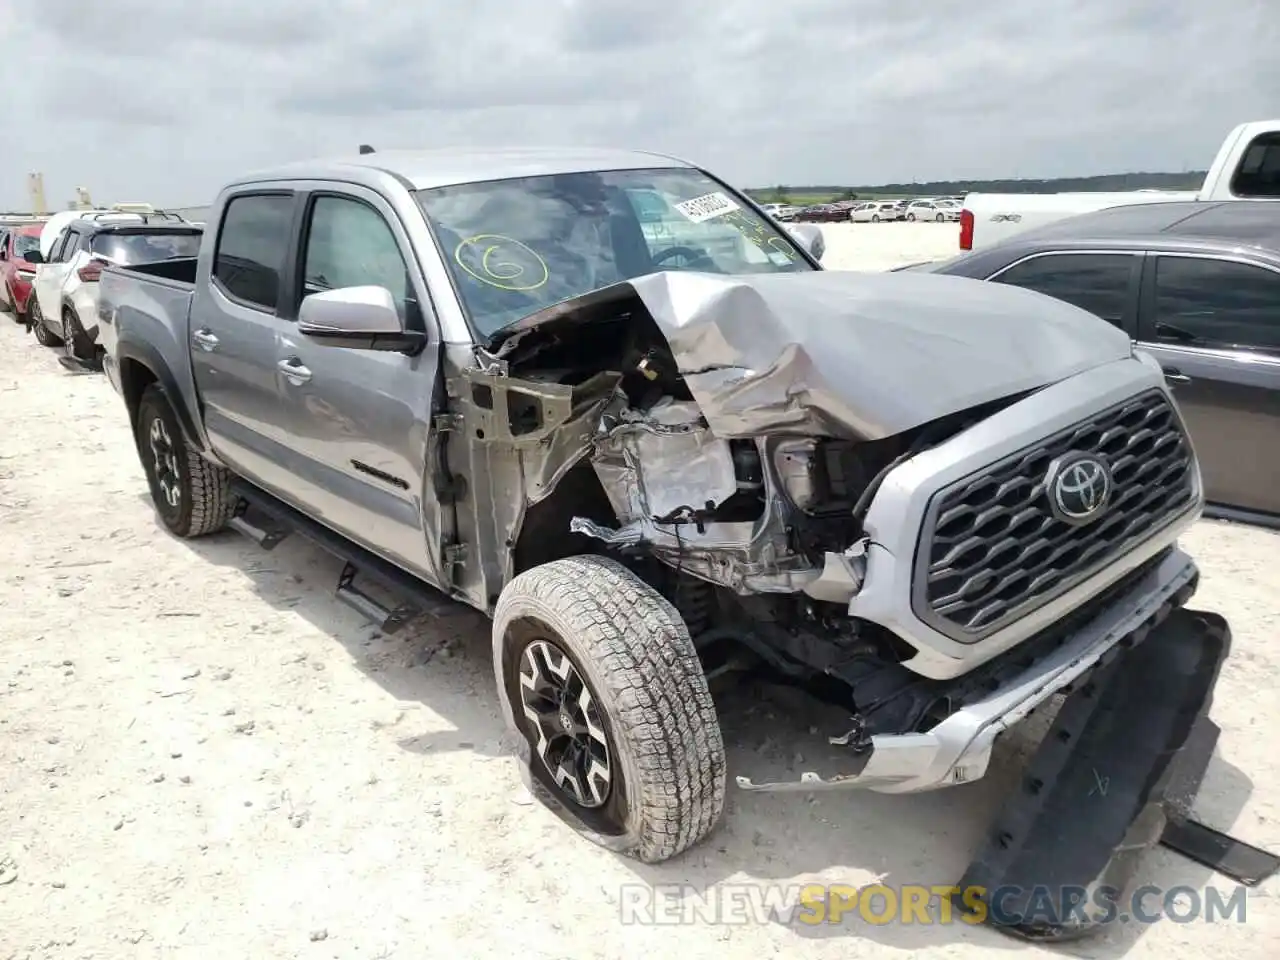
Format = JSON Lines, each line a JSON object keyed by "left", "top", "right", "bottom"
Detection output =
{"left": 442, "top": 542, "right": 468, "bottom": 568}
{"left": 433, "top": 413, "right": 463, "bottom": 432}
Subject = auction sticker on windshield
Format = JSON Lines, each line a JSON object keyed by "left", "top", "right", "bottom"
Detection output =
{"left": 674, "top": 191, "right": 740, "bottom": 223}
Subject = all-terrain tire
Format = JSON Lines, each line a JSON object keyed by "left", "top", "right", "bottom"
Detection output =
{"left": 135, "top": 383, "right": 234, "bottom": 537}
{"left": 493, "top": 554, "right": 726, "bottom": 863}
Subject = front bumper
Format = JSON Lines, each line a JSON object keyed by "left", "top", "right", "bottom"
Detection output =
{"left": 736, "top": 546, "right": 1199, "bottom": 794}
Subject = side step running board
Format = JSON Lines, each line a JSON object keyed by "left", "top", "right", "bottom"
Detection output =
{"left": 335, "top": 561, "right": 421, "bottom": 634}
{"left": 228, "top": 479, "right": 457, "bottom": 635}
{"left": 228, "top": 512, "right": 290, "bottom": 550}
{"left": 958, "top": 607, "right": 1246, "bottom": 941}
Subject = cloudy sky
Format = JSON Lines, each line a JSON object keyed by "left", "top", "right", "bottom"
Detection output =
{"left": 1, "top": 0, "right": 1275, "bottom": 211}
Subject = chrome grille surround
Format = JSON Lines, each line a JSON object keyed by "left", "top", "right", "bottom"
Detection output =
{"left": 912, "top": 389, "right": 1196, "bottom": 642}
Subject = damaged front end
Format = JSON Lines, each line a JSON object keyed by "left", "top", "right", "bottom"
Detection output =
{"left": 451, "top": 268, "right": 1267, "bottom": 943}
{"left": 450, "top": 266, "right": 1220, "bottom": 760}
{"left": 467, "top": 268, "right": 1113, "bottom": 608}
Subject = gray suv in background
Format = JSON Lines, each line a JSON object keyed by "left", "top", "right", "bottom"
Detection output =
{"left": 916, "top": 200, "right": 1280, "bottom": 527}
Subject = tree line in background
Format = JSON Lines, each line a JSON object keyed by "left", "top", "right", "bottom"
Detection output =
{"left": 749, "top": 170, "right": 1208, "bottom": 205}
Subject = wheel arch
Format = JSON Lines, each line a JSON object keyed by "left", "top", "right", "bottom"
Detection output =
{"left": 115, "top": 340, "right": 206, "bottom": 452}
{"left": 510, "top": 459, "right": 618, "bottom": 580}
{"left": 60, "top": 298, "right": 88, "bottom": 332}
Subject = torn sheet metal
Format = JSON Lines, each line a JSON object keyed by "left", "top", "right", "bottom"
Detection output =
{"left": 590, "top": 396, "right": 737, "bottom": 521}
{"left": 578, "top": 404, "right": 822, "bottom": 594}
{"left": 492, "top": 269, "right": 1134, "bottom": 441}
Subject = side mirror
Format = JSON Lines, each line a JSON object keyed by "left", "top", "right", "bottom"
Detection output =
{"left": 297, "top": 285, "right": 425, "bottom": 352}
{"left": 22, "top": 249, "right": 44, "bottom": 265}
{"left": 786, "top": 223, "right": 825, "bottom": 262}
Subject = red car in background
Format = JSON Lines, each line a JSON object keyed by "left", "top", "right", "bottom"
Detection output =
{"left": 0, "top": 224, "right": 44, "bottom": 322}
{"left": 791, "top": 203, "right": 851, "bottom": 223}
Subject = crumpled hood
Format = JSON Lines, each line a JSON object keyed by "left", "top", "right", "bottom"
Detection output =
{"left": 489, "top": 268, "right": 1135, "bottom": 441}
{"left": 622, "top": 269, "right": 1134, "bottom": 440}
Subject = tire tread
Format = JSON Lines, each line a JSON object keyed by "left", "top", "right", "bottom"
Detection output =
{"left": 137, "top": 384, "right": 234, "bottom": 538}
{"left": 496, "top": 555, "right": 726, "bottom": 863}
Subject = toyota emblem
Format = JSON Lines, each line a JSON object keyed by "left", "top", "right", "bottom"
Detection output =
{"left": 1046, "top": 453, "right": 1112, "bottom": 524}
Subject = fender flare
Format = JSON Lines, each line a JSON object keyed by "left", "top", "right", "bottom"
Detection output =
{"left": 114, "top": 337, "right": 208, "bottom": 452}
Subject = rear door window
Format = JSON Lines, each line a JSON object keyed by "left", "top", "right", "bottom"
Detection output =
{"left": 989, "top": 252, "right": 1137, "bottom": 326}
{"left": 1148, "top": 255, "right": 1280, "bottom": 352}
{"left": 213, "top": 194, "right": 294, "bottom": 312}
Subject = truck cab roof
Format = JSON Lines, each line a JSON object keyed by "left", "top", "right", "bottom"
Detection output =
{"left": 233, "top": 146, "right": 694, "bottom": 191}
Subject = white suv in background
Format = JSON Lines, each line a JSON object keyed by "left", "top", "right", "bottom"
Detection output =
{"left": 28, "top": 211, "right": 201, "bottom": 368}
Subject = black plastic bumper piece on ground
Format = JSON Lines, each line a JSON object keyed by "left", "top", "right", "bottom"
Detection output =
{"left": 1160, "top": 818, "right": 1280, "bottom": 887}
{"left": 956, "top": 607, "right": 1232, "bottom": 942}
{"left": 56, "top": 355, "right": 98, "bottom": 374}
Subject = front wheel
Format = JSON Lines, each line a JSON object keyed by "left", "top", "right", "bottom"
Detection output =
{"left": 906, "top": 213, "right": 917, "bottom": 222}
{"left": 935, "top": 213, "right": 945, "bottom": 222}
{"left": 29, "top": 298, "right": 63, "bottom": 347}
{"left": 493, "top": 555, "right": 726, "bottom": 863}
{"left": 134, "top": 384, "right": 235, "bottom": 537}
{"left": 871, "top": 214, "right": 881, "bottom": 223}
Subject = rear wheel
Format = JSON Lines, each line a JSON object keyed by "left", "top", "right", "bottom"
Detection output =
{"left": 29, "top": 298, "right": 63, "bottom": 347}
{"left": 494, "top": 555, "right": 726, "bottom": 863}
{"left": 935, "top": 213, "right": 945, "bottom": 222}
{"left": 62, "top": 307, "right": 97, "bottom": 364}
{"left": 907, "top": 213, "right": 917, "bottom": 222}
{"left": 134, "top": 384, "right": 235, "bottom": 538}
{"left": 871, "top": 214, "right": 881, "bottom": 223}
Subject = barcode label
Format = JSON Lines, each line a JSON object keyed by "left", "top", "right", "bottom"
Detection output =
{"left": 674, "top": 191, "right": 740, "bottom": 223}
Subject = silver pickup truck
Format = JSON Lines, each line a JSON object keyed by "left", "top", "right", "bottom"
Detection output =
{"left": 97, "top": 147, "right": 1238, "bottom": 939}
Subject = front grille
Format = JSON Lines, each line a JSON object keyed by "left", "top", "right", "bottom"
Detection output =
{"left": 914, "top": 390, "right": 1196, "bottom": 640}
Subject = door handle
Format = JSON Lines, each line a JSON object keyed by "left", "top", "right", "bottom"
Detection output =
{"left": 191, "top": 329, "right": 219, "bottom": 351}
{"left": 277, "top": 357, "right": 312, "bottom": 384}
{"left": 1164, "top": 368, "right": 1192, "bottom": 385}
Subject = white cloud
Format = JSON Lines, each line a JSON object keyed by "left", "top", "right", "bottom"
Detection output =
{"left": 1, "top": 0, "right": 1276, "bottom": 209}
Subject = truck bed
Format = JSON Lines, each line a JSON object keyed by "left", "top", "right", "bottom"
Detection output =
{"left": 98, "top": 259, "right": 200, "bottom": 420}
{"left": 110, "top": 256, "right": 198, "bottom": 288}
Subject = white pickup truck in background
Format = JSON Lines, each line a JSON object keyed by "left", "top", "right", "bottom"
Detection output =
{"left": 959, "top": 118, "right": 1280, "bottom": 251}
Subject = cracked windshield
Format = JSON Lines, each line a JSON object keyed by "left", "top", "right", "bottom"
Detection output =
{"left": 416, "top": 167, "right": 815, "bottom": 337}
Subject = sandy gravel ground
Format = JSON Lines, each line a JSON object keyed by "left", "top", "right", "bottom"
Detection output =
{"left": 1, "top": 223, "right": 1276, "bottom": 959}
